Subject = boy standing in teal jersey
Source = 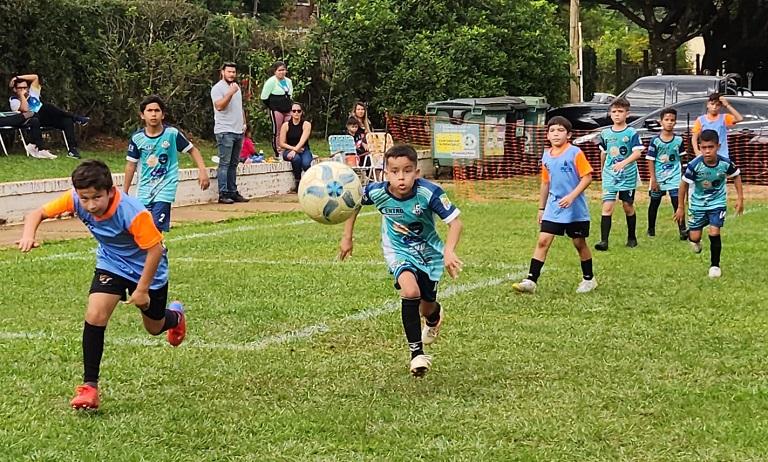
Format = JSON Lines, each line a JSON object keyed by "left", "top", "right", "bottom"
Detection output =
{"left": 124, "top": 95, "right": 210, "bottom": 231}
{"left": 339, "top": 144, "right": 463, "bottom": 378}
{"left": 594, "top": 98, "right": 645, "bottom": 251}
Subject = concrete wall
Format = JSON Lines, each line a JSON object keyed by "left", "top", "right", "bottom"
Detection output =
{"left": 0, "top": 161, "right": 297, "bottom": 225}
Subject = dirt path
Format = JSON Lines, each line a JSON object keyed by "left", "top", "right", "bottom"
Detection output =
{"left": 0, "top": 195, "right": 301, "bottom": 248}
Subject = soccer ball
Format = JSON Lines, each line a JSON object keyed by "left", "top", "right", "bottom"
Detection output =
{"left": 298, "top": 162, "right": 363, "bottom": 224}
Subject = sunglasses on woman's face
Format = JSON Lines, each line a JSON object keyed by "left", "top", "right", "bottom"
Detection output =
{"left": 291, "top": 109, "right": 302, "bottom": 113}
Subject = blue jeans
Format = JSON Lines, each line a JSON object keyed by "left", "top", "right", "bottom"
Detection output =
{"left": 283, "top": 147, "right": 313, "bottom": 180}
{"left": 215, "top": 132, "right": 243, "bottom": 196}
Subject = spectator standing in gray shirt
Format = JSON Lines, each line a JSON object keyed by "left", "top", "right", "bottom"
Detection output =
{"left": 211, "top": 62, "right": 249, "bottom": 204}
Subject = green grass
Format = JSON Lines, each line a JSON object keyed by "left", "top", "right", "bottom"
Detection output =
{"left": 1, "top": 197, "right": 768, "bottom": 460}
{"left": 0, "top": 137, "right": 332, "bottom": 184}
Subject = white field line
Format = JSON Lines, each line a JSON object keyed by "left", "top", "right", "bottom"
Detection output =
{"left": 10, "top": 211, "right": 378, "bottom": 263}
{"left": 0, "top": 268, "right": 526, "bottom": 351}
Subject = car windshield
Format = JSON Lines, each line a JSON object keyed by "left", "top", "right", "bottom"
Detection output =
{"left": 623, "top": 83, "right": 666, "bottom": 107}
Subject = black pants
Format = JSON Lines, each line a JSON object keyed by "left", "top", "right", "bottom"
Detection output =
{"left": 0, "top": 113, "right": 44, "bottom": 148}
{"left": 36, "top": 103, "right": 77, "bottom": 149}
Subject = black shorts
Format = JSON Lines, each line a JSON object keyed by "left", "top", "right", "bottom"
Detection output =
{"left": 147, "top": 202, "right": 172, "bottom": 232}
{"left": 540, "top": 220, "right": 590, "bottom": 238}
{"left": 393, "top": 266, "right": 439, "bottom": 302}
{"left": 89, "top": 269, "right": 168, "bottom": 320}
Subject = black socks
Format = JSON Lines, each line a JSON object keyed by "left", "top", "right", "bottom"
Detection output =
{"left": 526, "top": 258, "right": 545, "bottom": 283}
{"left": 83, "top": 321, "right": 106, "bottom": 385}
{"left": 401, "top": 298, "right": 423, "bottom": 358}
{"left": 710, "top": 235, "right": 722, "bottom": 267}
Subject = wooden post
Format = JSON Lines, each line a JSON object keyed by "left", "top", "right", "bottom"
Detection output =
{"left": 569, "top": 0, "right": 580, "bottom": 103}
{"left": 615, "top": 48, "right": 623, "bottom": 95}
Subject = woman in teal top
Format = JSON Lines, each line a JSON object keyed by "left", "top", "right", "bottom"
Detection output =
{"left": 260, "top": 61, "right": 294, "bottom": 156}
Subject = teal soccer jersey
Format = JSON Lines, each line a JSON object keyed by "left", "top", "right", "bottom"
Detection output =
{"left": 598, "top": 127, "right": 644, "bottom": 191}
{"left": 126, "top": 126, "right": 192, "bottom": 205}
{"left": 362, "top": 179, "right": 460, "bottom": 281}
{"left": 683, "top": 155, "right": 739, "bottom": 212}
{"left": 646, "top": 135, "right": 685, "bottom": 191}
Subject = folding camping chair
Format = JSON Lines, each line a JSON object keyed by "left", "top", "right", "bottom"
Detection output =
{"left": 365, "top": 132, "right": 394, "bottom": 182}
{"left": 328, "top": 134, "right": 377, "bottom": 185}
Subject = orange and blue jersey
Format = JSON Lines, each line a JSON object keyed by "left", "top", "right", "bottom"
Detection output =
{"left": 693, "top": 114, "right": 736, "bottom": 158}
{"left": 42, "top": 188, "right": 168, "bottom": 289}
{"left": 541, "top": 143, "right": 593, "bottom": 223}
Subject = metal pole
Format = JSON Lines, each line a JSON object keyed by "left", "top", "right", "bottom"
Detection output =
{"left": 252, "top": 0, "right": 258, "bottom": 16}
{"left": 569, "top": 0, "right": 580, "bottom": 103}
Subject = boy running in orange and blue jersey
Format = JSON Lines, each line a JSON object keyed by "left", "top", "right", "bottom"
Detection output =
{"left": 18, "top": 160, "right": 186, "bottom": 410}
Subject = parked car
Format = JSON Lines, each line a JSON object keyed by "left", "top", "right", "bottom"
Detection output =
{"left": 573, "top": 96, "right": 768, "bottom": 145}
{"left": 549, "top": 74, "right": 747, "bottom": 130}
{"left": 590, "top": 92, "right": 615, "bottom": 104}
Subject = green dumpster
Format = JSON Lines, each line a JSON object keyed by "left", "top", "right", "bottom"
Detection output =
{"left": 425, "top": 97, "right": 528, "bottom": 169}
{"left": 518, "top": 96, "right": 550, "bottom": 155}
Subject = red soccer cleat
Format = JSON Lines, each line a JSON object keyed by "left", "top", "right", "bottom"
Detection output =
{"left": 70, "top": 384, "right": 99, "bottom": 410}
{"left": 166, "top": 301, "right": 186, "bottom": 347}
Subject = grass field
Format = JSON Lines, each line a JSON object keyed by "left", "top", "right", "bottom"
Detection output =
{"left": 1, "top": 195, "right": 768, "bottom": 461}
{"left": 0, "top": 137, "right": 332, "bottom": 184}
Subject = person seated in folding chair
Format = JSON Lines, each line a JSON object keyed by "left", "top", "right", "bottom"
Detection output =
{"left": 9, "top": 74, "right": 89, "bottom": 159}
{"left": 0, "top": 110, "right": 54, "bottom": 158}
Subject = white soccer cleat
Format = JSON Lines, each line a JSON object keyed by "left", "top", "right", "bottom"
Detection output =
{"left": 409, "top": 354, "right": 432, "bottom": 377}
{"left": 708, "top": 266, "right": 722, "bottom": 278}
{"left": 690, "top": 241, "right": 702, "bottom": 254}
{"left": 422, "top": 308, "right": 444, "bottom": 346}
{"left": 512, "top": 278, "right": 537, "bottom": 293}
{"left": 576, "top": 278, "right": 598, "bottom": 293}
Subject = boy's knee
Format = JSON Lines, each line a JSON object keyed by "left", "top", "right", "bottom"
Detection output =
{"left": 400, "top": 287, "right": 421, "bottom": 299}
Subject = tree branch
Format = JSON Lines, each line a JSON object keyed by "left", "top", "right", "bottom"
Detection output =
{"left": 599, "top": 0, "right": 648, "bottom": 28}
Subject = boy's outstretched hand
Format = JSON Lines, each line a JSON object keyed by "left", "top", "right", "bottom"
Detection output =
{"left": 338, "top": 237, "right": 353, "bottom": 261}
{"left": 444, "top": 250, "right": 464, "bottom": 279}
{"left": 16, "top": 238, "right": 40, "bottom": 252}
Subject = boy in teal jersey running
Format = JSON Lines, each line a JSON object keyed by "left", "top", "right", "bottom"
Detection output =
{"left": 339, "top": 144, "right": 463, "bottom": 377}
{"left": 674, "top": 129, "right": 744, "bottom": 278}
{"left": 646, "top": 107, "right": 688, "bottom": 240}
{"left": 513, "top": 116, "right": 597, "bottom": 294}
{"left": 594, "top": 98, "right": 645, "bottom": 251}
{"left": 124, "top": 95, "right": 210, "bottom": 231}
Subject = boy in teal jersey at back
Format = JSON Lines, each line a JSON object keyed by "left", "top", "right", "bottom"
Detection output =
{"left": 513, "top": 116, "right": 597, "bottom": 294}
{"left": 646, "top": 107, "right": 688, "bottom": 240}
{"left": 674, "top": 129, "right": 744, "bottom": 278}
{"left": 18, "top": 160, "right": 187, "bottom": 410}
{"left": 339, "top": 144, "right": 463, "bottom": 377}
{"left": 594, "top": 97, "right": 645, "bottom": 251}
{"left": 124, "top": 95, "right": 210, "bottom": 231}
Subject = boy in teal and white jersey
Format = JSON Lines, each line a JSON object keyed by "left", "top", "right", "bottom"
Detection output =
{"left": 646, "top": 107, "right": 688, "bottom": 240}
{"left": 594, "top": 97, "right": 645, "bottom": 251}
{"left": 124, "top": 95, "right": 210, "bottom": 231}
{"left": 674, "top": 129, "right": 743, "bottom": 278}
{"left": 339, "top": 144, "right": 463, "bottom": 378}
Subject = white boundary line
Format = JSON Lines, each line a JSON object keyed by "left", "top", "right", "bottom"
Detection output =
{"left": 0, "top": 268, "right": 526, "bottom": 351}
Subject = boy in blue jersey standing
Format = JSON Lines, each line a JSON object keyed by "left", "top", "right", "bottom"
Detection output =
{"left": 124, "top": 95, "right": 210, "bottom": 231}
{"left": 18, "top": 160, "right": 187, "bottom": 410}
{"left": 674, "top": 129, "right": 744, "bottom": 278}
{"left": 691, "top": 93, "right": 743, "bottom": 159}
{"left": 339, "top": 144, "right": 463, "bottom": 377}
{"left": 594, "top": 98, "right": 645, "bottom": 251}
{"left": 513, "top": 116, "right": 597, "bottom": 294}
{"left": 646, "top": 107, "right": 688, "bottom": 240}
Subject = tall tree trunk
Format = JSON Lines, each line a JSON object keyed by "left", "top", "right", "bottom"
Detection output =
{"left": 648, "top": 39, "right": 678, "bottom": 74}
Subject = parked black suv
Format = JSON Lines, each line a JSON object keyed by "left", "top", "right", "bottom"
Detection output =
{"left": 548, "top": 75, "right": 745, "bottom": 130}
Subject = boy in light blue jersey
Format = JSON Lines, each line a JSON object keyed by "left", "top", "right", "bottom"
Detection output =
{"left": 124, "top": 95, "right": 210, "bottom": 231}
{"left": 692, "top": 93, "right": 743, "bottom": 159}
{"left": 646, "top": 107, "right": 688, "bottom": 240}
{"left": 339, "top": 144, "right": 463, "bottom": 377}
{"left": 674, "top": 129, "right": 744, "bottom": 278}
{"left": 513, "top": 116, "right": 596, "bottom": 294}
{"left": 594, "top": 97, "right": 645, "bottom": 251}
{"left": 18, "top": 160, "right": 187, "bottom": 410}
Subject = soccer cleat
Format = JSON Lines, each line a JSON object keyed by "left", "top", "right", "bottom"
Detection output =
{"left": 166, "top": 301, "right": 186, "bottom": 347}
{"left": 512, "top": 278, "right": 537, "bottom": 294}
{"left": 576, "top": 278, "right": 598, "bottom": 293}
{"left": 70, "top": 384, "right": 99, "bottom": 410}
{"left": 422, "top": 307, "right": 444, "bottom": 346}
{"left": 690, "top": 241, "right": 702, "bottom": 254}
{"left": 594, "top": 241, "right": 609, "bottom": 251}
{"left": 626, "top": 238, "right": 638, "bottom": 248}
{"left": 409, "top": 354, "right": 432, "bottom": 377}
{"left": 646, "top": 228, "right": 655, "bottom": 237}
{"left": 708, "top": 266, "right": 722, "bottom": 278}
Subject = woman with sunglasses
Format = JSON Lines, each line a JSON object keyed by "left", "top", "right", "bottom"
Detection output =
{"left": 260, "top": 61, "right": 293, "bottom": 157}
{"left": 278, "top": 103, "right": 313, "bottom": 191}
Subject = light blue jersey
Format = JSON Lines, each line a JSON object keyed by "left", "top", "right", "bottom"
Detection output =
{"left": 683, "top": 155, "right": 739, "bottom": 212}
{"left": 541, "top": 144, "right": 592, "bottom": 223}
{"left": 126, "top": 126, "right": 192, "bottom": 205}
{"left": 646, "top": 135, "right": 685, "bottom": 191}
{"left": 362, "top": 179, "right": 460, "bottom": 281}
{"left": 598, "top": 126, "right": 644, "bottom": 191}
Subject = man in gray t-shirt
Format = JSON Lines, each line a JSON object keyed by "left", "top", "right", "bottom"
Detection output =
{"left": 211, "top": 62, "right": 249, "bottom": 204}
